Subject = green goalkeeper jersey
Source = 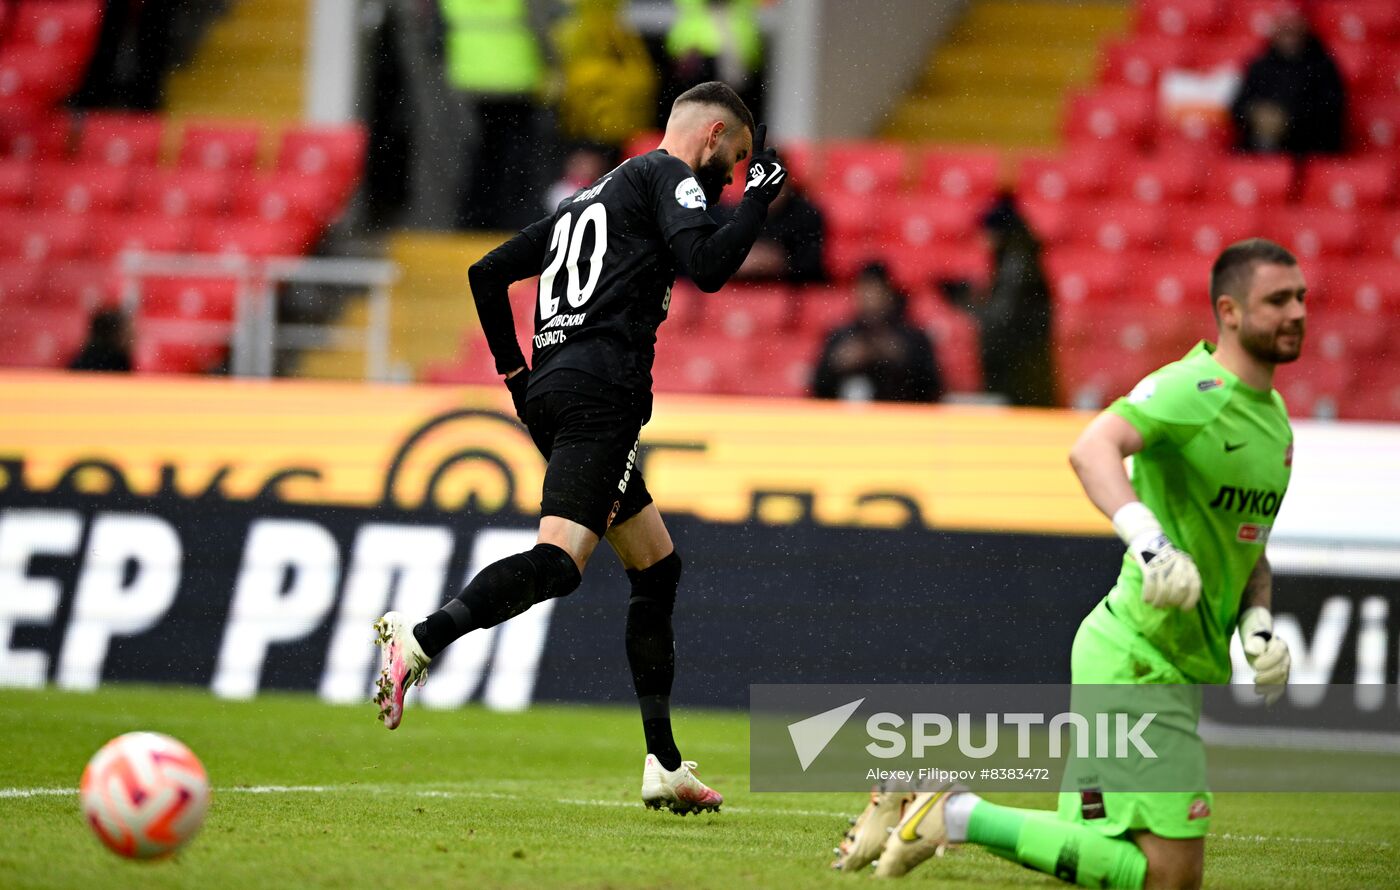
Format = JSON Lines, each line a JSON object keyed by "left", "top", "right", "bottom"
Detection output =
{"left": 1104, "top": 340, "right": 1294, "bottom": 684}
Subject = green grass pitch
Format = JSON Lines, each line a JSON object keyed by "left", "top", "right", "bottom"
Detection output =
{"left": 1, "top": 686, "right": 1397, "bottom": 888}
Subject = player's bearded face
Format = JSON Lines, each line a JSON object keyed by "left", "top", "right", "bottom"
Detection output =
{"left": 1238, "top": 263, "right": 1307, "bottom": 364}
{"left": 695, "top": 150, "right": 733, "bottom": 203}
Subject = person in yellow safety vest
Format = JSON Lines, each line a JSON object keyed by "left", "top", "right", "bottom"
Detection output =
{"left": 665, "top": 0, "right": 763, "bottom": 94}
{"left": 550, "top": 0, "right": 658, "bottom": 148}
{"left": 439, "top": 0, "right": 548, "bottom": 230}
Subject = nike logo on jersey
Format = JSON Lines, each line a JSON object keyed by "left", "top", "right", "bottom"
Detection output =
{"left": 1224, "top": 441, "right": 1247, "bottom": 452}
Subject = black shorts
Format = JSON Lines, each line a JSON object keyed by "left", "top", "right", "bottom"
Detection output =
{"left": 524, "top": 372, "right": 654, "bottom": 537}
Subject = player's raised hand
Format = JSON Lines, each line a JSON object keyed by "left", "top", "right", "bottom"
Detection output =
{"left": 745, "top": 123, "right": 787, "bottom": 205}
{"left": 1240, "top": 607, "right": 1290, "bottom": 704}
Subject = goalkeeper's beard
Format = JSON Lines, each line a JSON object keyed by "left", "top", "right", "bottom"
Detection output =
{"left": 1240, "top": 318, "right": 1304, "bottom": 365}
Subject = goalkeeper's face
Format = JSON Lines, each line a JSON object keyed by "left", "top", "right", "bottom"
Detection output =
{"left": 1236, "top": 261, "right": 1307, "bottom": 364}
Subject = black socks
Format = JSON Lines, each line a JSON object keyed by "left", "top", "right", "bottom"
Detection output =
{"left": 413, "top": 543, "right": 581, "bottom": 659}
{"left": 626, "top": 552, "right": 683, "bottom": 770}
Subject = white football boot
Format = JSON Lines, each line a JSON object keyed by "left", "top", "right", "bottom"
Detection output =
{"left": 831, "top": 786, "right": 917, "bottom": 872}
{"left": 874, "top": 784, "right": 963, "bottom": 878}
{"left": 372, "top": 611, "right": 430, "bottom": 730}
{"left": 641, "top": 754, "right": 723, "bottom": 814}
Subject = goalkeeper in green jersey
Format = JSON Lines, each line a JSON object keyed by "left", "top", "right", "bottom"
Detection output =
{"left": 831, "top": 239, "right": 1305, "bottom": 888}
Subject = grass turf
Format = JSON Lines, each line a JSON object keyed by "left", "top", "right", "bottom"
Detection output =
{"left": 1, "top": 686, "right": 1397, "bottom": 889}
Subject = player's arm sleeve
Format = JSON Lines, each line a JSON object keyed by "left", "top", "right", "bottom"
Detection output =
{"left": 1106, "top": 369, "right": 1222, "bottom": 451}
{"left": 468, "top": 216, "right": 552, "bottom": 374}
{"left": 667, "top": 199, "right": 768, "bottom": 293}
{"left": 647, "top": 155, "right": 769, "bottom": 293}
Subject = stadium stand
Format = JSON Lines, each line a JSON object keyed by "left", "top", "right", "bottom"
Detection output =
{"left": 0, "top": 0, "right": 366, "bottom": 374}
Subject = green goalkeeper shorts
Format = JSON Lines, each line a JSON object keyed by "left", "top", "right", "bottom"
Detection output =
{"left": 1056, "top": 599, "right": 1213, "bottom": 840}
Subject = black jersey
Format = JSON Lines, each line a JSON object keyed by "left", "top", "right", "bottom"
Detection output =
{"left": 526, "top": 150, "right": 716, "bottom": 401}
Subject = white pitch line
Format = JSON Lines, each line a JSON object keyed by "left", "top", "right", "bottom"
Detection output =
{"left": 2, "top": 785, "right": 1391, "bottom": 848}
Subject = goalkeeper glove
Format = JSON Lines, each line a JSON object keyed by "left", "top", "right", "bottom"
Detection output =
{"left": 1112, "top": 502, "right": 1201, "bottom": 611}
{"left": 744, "top": 123, "right": 787, "bottom": 205}
{"left": 1239, "top": 606, "right": 1290, "bottom": 705}
{"left": 504, "top": 367, "right": 529, "bottom": 422}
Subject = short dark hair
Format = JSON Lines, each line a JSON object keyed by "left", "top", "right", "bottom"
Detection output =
{"left": 672, "top": 81, "right": 756, "bottom": 137}
{"left": 1209, "top": 238, "right": 1298, "bottom": 318}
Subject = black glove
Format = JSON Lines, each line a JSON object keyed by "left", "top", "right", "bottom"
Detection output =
{"left": 504, "top": 367, "right": 530, "bottom": 421}
{"left": 744, "top": 123, "right": 787, "bottom": 205}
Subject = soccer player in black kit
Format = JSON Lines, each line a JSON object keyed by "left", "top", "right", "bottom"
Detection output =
{"left": 372, "top": 82, "right": 787, "bottom": 814}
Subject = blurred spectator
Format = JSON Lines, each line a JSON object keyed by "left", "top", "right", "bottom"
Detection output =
{"left": 662, "top": 0, "right": 764, "bottom": 124}
{"left": 74, "top": 0, "right": 185, "bottom": 110}
{"left": 812, "top": 263, "right": 941, "bottom": 403}
{"left": 68, "top": 308, "right": 132, "bottom": 373}
{"left": 1230, "top": 9, "right": 1345, "bottom": 155}
{"left": 545, "top": 145, "right": 613, "bottom": 211}
{"left": 949, "top": 195, "right": 1056, "bottom": 407}
{"left": 440, "top": 0, "right": 548, "bottom": 230}
{"left": 551, "top": 0, "right": 657, "bottom": 149}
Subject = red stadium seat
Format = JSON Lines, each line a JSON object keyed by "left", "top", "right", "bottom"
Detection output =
{"left": 1067, "top": 201, "right": 1166, "bottom": 252}
{"left": 795, "top": 289, "right": 858, "bottom": 339}
{"left": 1300, "top": 157, "right": 1395, "bottom": 209}
{"left": 0, "top": 210, "right": 90, "bottom": 261}
{"left": 1202, "top": 156, "right": 1294, "bottom": 206}
{"left": 1273, "top": 351, "right": 1351, "bottom": 418}
{"left": 1016, "top": 153, "right": 1108, "bottom": 203}
{"left": 1337, "top": 359, "right": 1400, "bottom": 422}
{"left": 275, "top": 124, "right": 368, "bottom": 204}
{"left": 0, "top": 261, "right": 45, "bottom": 305}
{"left": 1312, "top": 1, "right": 1399, "bottom": 46}
{"left": 129, "top": 168, "right": 230, "bottom": 217}
{"left": 1349, "top": 96, "right": 1400, "bottom": 150}
{"left": 1264, "top": 206, "right": 1361, "bottom": 258}
{"left": 0, "top": 307, "right": 86, "bottom": 367}
{"left": 139, "top": 277, "right": 240, "bottom": 322}
{"left": 192, "top": 217, "right": 317, "bottom": 258}
{"left": 815, "top": 190, "right": 884, "bottom": 245}
{"left": 44, "top": 260, "right": 121, "bottom": 311}
{"left": 32, "top": 162, "right": 132, "bottom": 213}
{"left": 1135, "top": 0, "right": 1222, "bottom": 36}
{"left": 1117, "top": 155, "right": 1202, "bottom": 204}
{"left": 0, "top": 158, "right": 31, "bottom": 206}
{"left": 1324, "top": 260, "right": 1400, "bottom": 314}
{"left": 1360, "top": 55, "right": 1400, "bottom": 100}
{"left": 883, "top": 237, "right": 988, "bottom": 293}
{"left": 700, "top": 285, "right": 793, "bottom": 338}
{"left": 1099, "top": 36, "right": 1191, "bottom": 88}
{"left": 825, "top": 239, "right": 881, "bottom": 282}
{"left": 1163, "top": 203, "right": 1261, "bottom": 256}
{"left": 882, "top": 196, "right": 983, "bottom": 248}
{"left": 230, "top": 173, "right": 342, "bottom": 225}
{"left": 650, "top": 329, "right": 738, "bottom": 395}
{"left": 1189, "top": 35, "right": 1265, "bottom": 73}
{"left": 1358, "top": 210, "right": 1400, "bottom": 259}
{"left": 1064, "top": 87, "right": 1155, "bottom": 148}
{"left": 89, "top": 213, "right": 192, "bottom": 259}
{"left": 1019, "top": 196, "right": 1075, "bottom": 244}
{"left": 1129, "top": 252, "right": 1213, "bottom": 310}
{"left": 1044, "top": 248, "right": 1127, "bottom": 305}
{"left": 133, "top": 336, "right": 227, "bottom": 374}
{"left": 745, "top": 334, "right": 822, "bottom": 398}
{"left": 1328, "top": 42, "right": 1372, "bottom": 93}
{"left": 818, "top": 142, "right": 908, "bottom": 196}
{"left": 10, "top": 0, "right": 103, "bottom": 51}
{"left": 918, "top": 297, "right": 983, "bottom": 393}
{"left": 0, "top": 45, "right": 81, "bottom": 109}
{"left": 0, "top": 111, "right": 70, "bottom": 161}
{"left": 178, "top": 123, "right": 262, "bottom": 172}
{"left": 1221, "top": 0, "right": 1303, "bottom": 39}
{"left": 77, "top": 113, "right": 164, "bottom": 167}
{"left": 916, "top": 150, "right": 1001, "bottom": 201}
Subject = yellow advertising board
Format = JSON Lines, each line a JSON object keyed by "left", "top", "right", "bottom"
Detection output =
{"left": 0, "top": 371, "right": 1109, "bottom": 535}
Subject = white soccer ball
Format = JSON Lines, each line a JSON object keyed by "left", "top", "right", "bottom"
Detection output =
{"left": 79, "top": 732, "right": 210, "bottom": 859}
